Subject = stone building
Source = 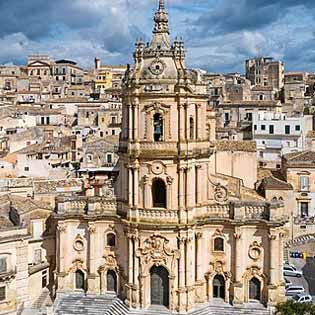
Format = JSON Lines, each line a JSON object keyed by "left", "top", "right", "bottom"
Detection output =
{"left": 245, "top": 57, "right": 284, "bottom": 90}
{"left": 54, "top": 1, "right": 287, "bottom": 314}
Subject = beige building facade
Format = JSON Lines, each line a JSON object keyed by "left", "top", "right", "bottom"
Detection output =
{"left": 54, "top": 1, "right": 287, "bottom": 314}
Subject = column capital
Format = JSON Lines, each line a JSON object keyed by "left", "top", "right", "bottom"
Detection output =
{"left": 268, "top": 234, "right": 277, "bottom": 241}
{"left": 196, "top": 232, "right": 203, "bottom": 240}
{"left": 57, "top": 223, "right": 67, "bottom": 233}
{"left": 88, "top": 223, "right": 96, "bottom": 234}
{"left": 166, "top": 176, "right": 174, "bottom": 185}
{"left": 234, "top": 232, "right": 241, "bottom": 240}
{"left": 177, "top": 236, "right": 187, "bottom": 245}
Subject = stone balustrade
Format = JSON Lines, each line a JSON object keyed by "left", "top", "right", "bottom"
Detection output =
{"left": 294, "top": 216, "right": 315, "bottom": 225}
{"left": 56, "top": 196, "right": 117, "bottom": 216}
{"left": 204, "top": 204, "right": 231, "bottom": 218}
{"left": 138, "top": 208, "right": 179, "bottom": 223}
{"left": 56, "top": 196, "right": 287, "bottom": 223}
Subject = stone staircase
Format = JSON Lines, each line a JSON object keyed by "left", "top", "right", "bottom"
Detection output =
{"left": 32, "top": 288, "right": 52, "bottom": 309}
{"left": 54, "top": 294, "right": 271, "bottom": 315}
{"left": 54, "top": 292, "right": 116, "bottom": 315}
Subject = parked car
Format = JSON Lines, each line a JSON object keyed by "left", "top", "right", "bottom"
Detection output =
{"left": 292, "top": 294, "right": 312, "bottom": 304}
{"left": 286, "top": 286, "right": 305, "bottom": 296}
{"left": 283, "top": 265, "right": 303, "bottom": 277}
{"left": 284, "top": 277, "right": 293, "bottom": 287}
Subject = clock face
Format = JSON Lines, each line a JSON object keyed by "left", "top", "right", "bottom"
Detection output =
{"left": 149, "top": 60, "right": 165, "bottom": 75}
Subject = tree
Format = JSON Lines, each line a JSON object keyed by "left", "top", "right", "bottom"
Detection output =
{"left": 276, "top": 300, "right": 315, "bottom": 315}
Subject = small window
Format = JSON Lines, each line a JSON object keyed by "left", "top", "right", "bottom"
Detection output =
{"left": 24, "top": 167, "right": 29, "bottom": 171}
{"left": 285, "top": 125, "right": 290, "bottom": 135}
{"left": 0, "top": 287, "right": 5, "bottom": 301}
{"left": 261, "top": 125, "right": 266, "bottom": 131}
{"left": 34, "top": 249, "right": 42, "bottom": 264}
{"left": 42, "top": 270, "right": 47, "bottom": 288}
{"left": 214, "top": 237, "right": 224, "bottom": 252}
{"left": 295, "top": 125, "right": 301, "bottom": 131}
{"left": 112, "top": 130, "right": 115, "bottom": 135}
{"left": 269, "top": 125, "right": 274, "bottom": 134}
{"left": 300, "top": 176, "right": 309, "bottom": 191}
{"left": 0, "top": 258, "right": 7, "bottom": 273}
{"left": 301, "top": 202, "right": 309, "bottom": 217}
{"left": 107, "top": 233, "right": 116, "bottom": 247}
{"left": 107, "top": 154, "right": 112, "bottom": 164}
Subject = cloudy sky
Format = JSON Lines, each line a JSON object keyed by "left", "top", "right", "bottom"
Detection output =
{"left": 0, "top": 0, "right": 314, "bottom": 73}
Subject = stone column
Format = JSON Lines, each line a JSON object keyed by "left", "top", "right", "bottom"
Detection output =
{"left": 234, "top": 230, "right": 242, "bottom": 283}
{"left": 143, "top": 175, "right": 150, "bottom": 209}
{"left": 186, "top": 230, "right": 195, "bottom": 311}
{"left": 128, "top": 236, "right": 134, "bottom": 285}
{"left": 269, "top": 233, "right": 278, "bottom": 286}
{"left": 128, "top": 105, "right": 133, "bottom": 140}
{"left": 133, "top": 235, "right": 140, "bottom": 307}
{"left": 134, "top": 166, "right": 139, "bottom": 208}
{"left": 128, "top": 167, "right": 133, "bottom": 208}
{"left": 196, "top": 165, "right": 202, "bottom": 205}
{"left": 87, "top": 223, "right": 97, "bottom": 294}
{"left": 178, "top": 167, "right": 185, "bottom": 209}
{"left": 233, "top": 228, "right": 243, "bottom": 306}
{"left": 166, "top": 176, "right": 174, "bottom": 209}
{"left": 178, "top": 104, "right": 185, "bottom": 141}
{"left": 196, "top": 104, "right": 201, "bottom": 140}
{"left": 178, "top": 235, "right": 186, "bottom": 312}
{"left": 56, "top": 223, "right": 67, "bottom": 293}
{"left": 195, "top": 232, "right": 203, "bottom": 281}
{"left": 133, "top": 103, "right": 139, "bottom": 139}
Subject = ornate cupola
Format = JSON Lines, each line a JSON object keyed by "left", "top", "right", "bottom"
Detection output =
{"left": 151, "top": 0, "right": 171, "bottom": 50}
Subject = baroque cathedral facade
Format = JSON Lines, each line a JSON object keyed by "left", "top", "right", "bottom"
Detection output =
{"left": 55, "top": 0, "right": 287, "bottom": 313}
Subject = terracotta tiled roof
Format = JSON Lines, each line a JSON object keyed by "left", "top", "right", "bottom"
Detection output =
{"left": 216, "top": 141, "right": 256, "bottom": 152}
{"left": 261, "top": 176, "right": 293, "bottom": 190}
{"left": 283, "top": 151, "right": 315, "bottom": 162}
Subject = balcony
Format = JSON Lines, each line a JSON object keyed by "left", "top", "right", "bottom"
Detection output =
{"left": 0, "top": 267, "right": 16, "bottom": 282}
{"left": 56, "top": 196, "right": 117, "bottom": 216}
{"left": 294, "top": 216, "right": 315, "bottom": 225}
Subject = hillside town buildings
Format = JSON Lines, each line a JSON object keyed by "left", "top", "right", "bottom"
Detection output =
{"left": 0, "top": 1, "right": 314, "bottom": 315}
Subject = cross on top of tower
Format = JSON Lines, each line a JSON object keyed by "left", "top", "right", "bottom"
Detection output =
{"left": 159, "top": 0, "right": 165, "bottom": 10}
{"left": 153, "top": 0, "right": 169, "bottom": 34}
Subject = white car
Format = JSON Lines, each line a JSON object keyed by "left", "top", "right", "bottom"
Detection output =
{"left": 283, "top": 265, "right": 303, "bottom": 278}
{"left": 293, "top": 294, "right": 312, "bottom": 304}
{"left": 286, "top": 286, "right": 305, "bottom": 296}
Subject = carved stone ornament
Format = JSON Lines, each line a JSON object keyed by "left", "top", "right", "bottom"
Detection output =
{"left": 99, "top": 253, "right": 118, "bottom": 273}
{"left": 248, "top": 241, "right": 262, "bottom": 261}
{"left": 151, "top": 161, "right": 164, "bottom": 175}
{"left": 149, "top": 59, "right": 165, "bottom": 75}
{"left": 214, "top": 184, "right": 228, "bottom": 203}
{"left": 73, "top": 234, "right": 85, "bottom": 252}
{"left": 137, "top": 234, "right": 179, "bottom": 266}
{"left": 68, "top": 258, "right": 86, "bottom": 273}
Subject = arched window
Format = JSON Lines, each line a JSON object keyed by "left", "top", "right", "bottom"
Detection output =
{"left": 279, "top": 196, "right": 284, "bottom": 201}
{"left": 107, "top": 233, "right": 116, "bottom": 247}
{"left": 189, "top": 117, "right": 194, "bottom": 139}
{"left": 214, "top": 237, "right": 224, "bottom": 252}
{"left": 153, "top": 113, "right": 163, "bottom": 142}
{"left": 272, "top": 196, "right": 278, "bottom": 202}
{"left": 152, "top": 178, "right": 166, "bottom": 208}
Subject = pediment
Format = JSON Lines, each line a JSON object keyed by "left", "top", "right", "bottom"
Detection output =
{"left": 28, "top": 61, "right": 50, "bottom": 67}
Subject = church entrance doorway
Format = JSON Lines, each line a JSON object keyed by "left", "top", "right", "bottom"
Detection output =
{"left": 213, "top": 274, "right": 225, "bottom": 299}
{"left": 75, "top": 270, "right": 85, "bottom": 290}
{"left": 106, "top": 270, "right": 117, "bottom": 293}
{"left": 150, "top": 266, "right": 169, "bottom": 307}
{"left": 249, "top": 277, "right": 261, "bottom": 301}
